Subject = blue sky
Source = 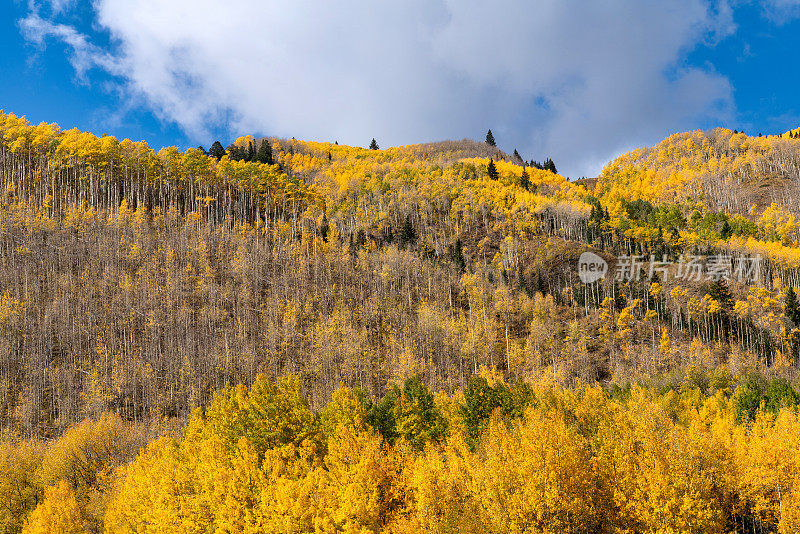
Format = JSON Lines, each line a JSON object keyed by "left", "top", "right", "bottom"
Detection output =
{"left": 2, "top": 0, "right": 800, "bottom": 177}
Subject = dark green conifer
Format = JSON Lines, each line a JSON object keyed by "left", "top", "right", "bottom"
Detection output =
{"left": 256, "top": 139, "right": 273, "bottom": 164}
{"left": 487, "top": 159, "right": 499, "bottom": 180}
{"left": 520, "top": 168, "right": 530, "bottom": 190}
{"left": 209, "top": 141, "right": 226, "bottom": 160}
{"left": 786, "top": 286, "right": 800, "bottom": 325}
{"left": 485, "top": 129, "right": 496, "bottom": 147}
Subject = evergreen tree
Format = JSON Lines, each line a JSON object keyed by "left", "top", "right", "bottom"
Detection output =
{"left": 246, "top": 141, "right": 256, "bottom": 162}
{"left": 256, "top": 139, "right": 273, "bottom": 164}
{"left": 369, "top": 138, "right": 379, "bottom": 150}
{"left": 208, "top": 141, "right": 226, "bottom": 160}
{"left": 544, "top": 157, "right": 557, "bottom": 174}
{"left": 460, "top": 375, "right": 512, "bottom": 448}
{"left": 401, "top": 215, "right": 416, "bottom": 246}
{"left": 196, "top": 145, "right": 207, "bottom": 155}
{"left": 786, "top": 286, "right": 800, "bottom": 325}
{"left": 520, "top": 168, "right": 530, "bottom": 191}
{"left": 485, "top": 129, "right": 496, "bottom": 147}
{"left": 487, "top": 158, "right": 499, "bottom": 180}
{"left": 513, "top": 148, "right": 523, "bottom": 163}
{"left": 535, "top": 271, "right": 546, "bottom": 295}
{"left": 709, "top": 279, "right": 734, "bottom": 310}
{"left": 227, "top": 144, "right": 246, "bottom": 161}
{"left": 320, "top": 213, "right": 330, "bottom": 242}
{"left": 452, "top": 239, "right": 466, "bottom": 271}
{"left": 613, "top": 282, "right": 627, "bottom": 310}
{"left": 720, "top": 219, "right": 732, "bottom": 239}
{"left": 366, "top": 391, "right": 397, "bottom": 444}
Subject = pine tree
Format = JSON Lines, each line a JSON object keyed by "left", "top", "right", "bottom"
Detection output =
{"left": 720, "top": 219, "right": 732, "bottom": 239}
{"left": 369, "top": 138, "right": 379, "bottom": 150}
{"left": 227, "top": 144, "right": 246, "bottom": 161}
{"left": 485, "top": 129, "right": 496, "bottom": 147}
{"left": 320, "top": 213, "right": 330, "bottom": 242}
{"left": 401, "top": 215, "right": 416, "bottom": 246}
{"left": 256, "top": 139, "right": 273, "bottom": 164}
{"left": 535, "top": 272, "right": 546, "bottom": 295}
{"left": 709, "top": 279, "right": 734, "bottom": 310}
{"left": 520, "top": 168, "right": 530, "bottom": 191}
{"left": 452, "top": 239, "right": 465, "bottom": 271}
{"left": 487, "top": 159, "right": 499, "bottom": 180}
{"left": 786, "top": 286, "right": 800, "bottom": 325}
{"left": 246, "top": 141, "right": 255, "bottom": 162}
{"left": 208, "top": 141, "right": 226, "bottom": 160}
{"left": 513, "top": 148, "right": 523, "bottom": 163}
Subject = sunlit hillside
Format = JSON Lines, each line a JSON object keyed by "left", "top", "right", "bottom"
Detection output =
{"left": 3, "top": 111, "right": 800, "bottom": 532}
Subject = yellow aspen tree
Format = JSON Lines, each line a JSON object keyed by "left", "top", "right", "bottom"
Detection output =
{"left": 659, "top": 329, "right": 672, "bottom": 368}
{"left": 21, "top": 481, "right": 84, "bottom": 534}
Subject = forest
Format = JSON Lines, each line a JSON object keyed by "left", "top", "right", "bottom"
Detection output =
{"left": 3, "top": 110, "right": 800, "bottom": 532}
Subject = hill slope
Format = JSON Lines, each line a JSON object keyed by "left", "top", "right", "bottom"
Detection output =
{"left": 1, "top": 111, "right": 800, "bottom": 437}
{"left": 4, "top": 111, "right": 800, "bottom": 534}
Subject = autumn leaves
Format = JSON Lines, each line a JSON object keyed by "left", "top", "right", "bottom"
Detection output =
{"left": 11, "top": 373, "right": 797, "bottom": 533}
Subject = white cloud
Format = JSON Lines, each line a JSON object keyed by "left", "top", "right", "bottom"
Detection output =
{"left": 762, "top": 0, "right": 800, "bottom": 24}
{"left": 19, "top": 12, "right": 119, "bottom": 81}
{"left": 21, "top": 0, "right": 737, "bottom": 176}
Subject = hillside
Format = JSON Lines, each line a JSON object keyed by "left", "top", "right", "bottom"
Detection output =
{"left": 3, "top": 111, "right": 800, "bottom": 432}
{"left": 4, "top": 111, "right": 800, "bottom": 532}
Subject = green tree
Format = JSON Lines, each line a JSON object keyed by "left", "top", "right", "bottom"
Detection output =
{"left": 256, "top": 139, "right": 273, "bottom": 164}
{"left": 400, "top": 215, "right": 415, "bottom": 246}
{"left": 708, "top": 279, "right": 734, "bottom": 310}
{"left": 227, "top": 144, "right": 246, "bottom": 161}
{"left": 765, "top": 378, "right": 800, "bottom": 414}
{"left": 485, "top": 129, "right": 496, "bottom": 147}
{"left": 208, "top": 141, "right": 226, "bottom": 160}
{"left": 719, "top": 219, "right": 732, "bottom": 239}
{"left": 487, "top": 159, "right": 499, "bottom": 180}
{"left": 452, "top": 239, "right": 466, "bottom": 271}
{"left": 460, "top": 376, "right": 508, "bottom": 448}
{"left": 366, "top": 392, "right": 398, "bottom": 444}
{"left": 520, "top": 168, "right": 530, "bottom": 191}
{"left": 785, "top": 286, "right": 800, "bottom": 325}
{"left": 202, "top": 374, "right": 318, "bottom": 457}
{"left": 369, "top": 138, "right": 379, "bottom": 150}
{"left": 393, "top": 376, "right": 446, "bottom": 450}
{"left": 459, "top": 376, "right": 533, "bottom": 449}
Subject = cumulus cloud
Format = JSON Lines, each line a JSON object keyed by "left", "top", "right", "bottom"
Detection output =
{"left": 20, "top": 0, "right": 737, "bottom": 176}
